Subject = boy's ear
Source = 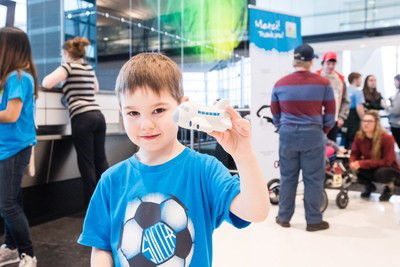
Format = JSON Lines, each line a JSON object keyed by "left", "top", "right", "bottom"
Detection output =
{"left": 181, "top": 96, "right": 189, "bottom": 103}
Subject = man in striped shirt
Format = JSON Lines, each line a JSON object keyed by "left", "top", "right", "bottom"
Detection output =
{"left": 271, "top": 43, "right": 336, "bottom": 232}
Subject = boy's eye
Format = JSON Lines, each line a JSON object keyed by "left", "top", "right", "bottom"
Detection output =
{"left": 127, "top": 111, "right": 140, "bottom": 116}
{"left": 153, "top": 108, "right": 166, "bottom": 114}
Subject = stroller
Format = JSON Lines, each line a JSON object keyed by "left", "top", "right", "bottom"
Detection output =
{"left": 257, "top": 105, "right": 356, "bottom": 211}
{"left": 323, "top": 147, "right": 357, "bottom": 209}
{"left": 267, "top": 143, "right": 357, "bottom": 211}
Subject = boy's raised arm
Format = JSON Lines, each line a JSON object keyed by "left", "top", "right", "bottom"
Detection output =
{"left": 91, "top": 247, "right": 113, "bottom": 267}
{"left": 209, "top": 107, "right": 269, "bottom": 222}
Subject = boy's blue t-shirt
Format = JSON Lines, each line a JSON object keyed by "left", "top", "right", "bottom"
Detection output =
{"left": 348, "top": 86, "right": 365, "bottom": 109}
{"left": 78, "top": 148, "right": 249, "bottom": 267}
{"left": 0, "top": 71, "right": 37, "bottom": 160}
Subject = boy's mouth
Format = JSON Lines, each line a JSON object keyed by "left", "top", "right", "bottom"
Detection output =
{"left": 141, "top": 134, "right": 160, "bottom": 140}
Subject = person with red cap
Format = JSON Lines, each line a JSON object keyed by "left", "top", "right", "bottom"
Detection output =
{"left": 317, "top": 52, "right": 350, "bottom": 142}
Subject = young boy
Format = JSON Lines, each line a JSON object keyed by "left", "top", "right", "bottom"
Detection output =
{"left": 78, "top": 53, "right": 269, "bottom": 267}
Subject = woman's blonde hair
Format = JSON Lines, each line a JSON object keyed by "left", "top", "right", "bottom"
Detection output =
{"left": 356, "top": 110, "right": 385, "bottom": 160}
{"left": 63, "top": 37, "right": 90, "bottom": 59}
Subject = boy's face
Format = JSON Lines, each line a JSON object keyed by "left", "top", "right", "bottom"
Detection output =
{"left": 120, "top": 87, "right": 180, "bottom": 154}
{"left": 354, "top": 76, "right": 362, "bottom": 87}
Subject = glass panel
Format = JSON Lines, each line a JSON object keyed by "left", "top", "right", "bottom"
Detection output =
{"left": 95, "top": 0, "right": 250, "bottom": 107}
{"left": 258, "top": 0, "right": 400, "bottom": 36}
{"left": 64, "top": 0, "right": 97, "bottom": 66}
{"left": 0, "top": 5, "right": 7, "bottom": 27}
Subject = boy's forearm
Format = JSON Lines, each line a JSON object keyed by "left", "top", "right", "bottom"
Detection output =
{"left": 230, "top": 151, "right": 269, "bottom": 222}
{"left": 91, "top": 248, "right": 113, "bottom": 267}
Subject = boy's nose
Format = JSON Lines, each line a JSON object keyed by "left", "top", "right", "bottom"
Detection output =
{"left": 140, "top": 117, "right": 155, "bottom": 129}
{"left": 173, "top": 109, "right": 179, "bottom": 123}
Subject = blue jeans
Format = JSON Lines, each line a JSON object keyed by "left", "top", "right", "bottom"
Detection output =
{"left": 278, "top": 125, "right": 325, "bottom": 224}
{"left": 0, "top": 146, "right": 33, "bottom": 256}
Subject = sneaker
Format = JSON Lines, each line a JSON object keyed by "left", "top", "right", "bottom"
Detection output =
{"left": 275, "top": 216, "right": 290, "bottom": 228}
{"left": 0, "top": 244, "right": 19, "bottom": 266}
{"left": 379, "top": 186, "right": 393, "bottom": 201}
{"left": 306, "top": 221, "right": 330, "bottom": 232}
{"left": 360, "top": 183, "right": 376, "bottom": 198}
{"left": 18, "top": 253, "right": 37, "bottom": 267}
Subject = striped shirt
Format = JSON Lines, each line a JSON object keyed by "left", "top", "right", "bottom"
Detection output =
{"left": 61, "top": 62, "right": 100, "bottom": 119}
{"left": 271, "top": 71, "right": 336, "bottom": 133}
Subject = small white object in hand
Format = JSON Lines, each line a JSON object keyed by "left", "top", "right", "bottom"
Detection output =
{"left": 173, "top": 99, "right": 232, "bottom": 133}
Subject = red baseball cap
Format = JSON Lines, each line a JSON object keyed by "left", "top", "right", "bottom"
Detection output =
{"left": 322, "top": 52, "right": 337, "bottom": 62}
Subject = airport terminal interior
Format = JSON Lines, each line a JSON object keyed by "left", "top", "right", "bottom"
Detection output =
{"left": 0, "top": 0, "right": 400, "bottom": 266}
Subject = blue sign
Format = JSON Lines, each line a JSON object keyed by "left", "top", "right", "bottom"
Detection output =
{"left": 249, "top": 7, "right": 302, "bottom": 52}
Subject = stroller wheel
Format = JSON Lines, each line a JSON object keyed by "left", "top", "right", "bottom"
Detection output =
{"left": 336, "top": 191, "right": 349, "bottom": 209}
{"left": 267, "top": 178, "right": 280, "bottom": 205}
{"left": 320, "top": 190, "right": 328, "bottom": 213}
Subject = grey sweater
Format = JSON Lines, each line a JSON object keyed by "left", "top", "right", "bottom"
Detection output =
{"left": 388, "top": 90, "right": 400, "bottom": 128}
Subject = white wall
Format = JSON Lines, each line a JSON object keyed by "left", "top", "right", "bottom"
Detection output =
{"left": 310, "top": 35, "right": 400, "bottom": 99}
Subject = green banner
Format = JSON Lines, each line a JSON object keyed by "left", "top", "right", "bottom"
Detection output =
{"left": 146, "top": 0, "right": 247, "bottom": 61}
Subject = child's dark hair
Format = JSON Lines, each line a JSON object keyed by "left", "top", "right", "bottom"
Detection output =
{"left": 0, "top": 27, "right": 39, "bottom": 98}
{"left": 115, "top": 53, "right": 183, "bottom": 103}
{"left": 63, "top": 37, "right": 90, "bottom": 59}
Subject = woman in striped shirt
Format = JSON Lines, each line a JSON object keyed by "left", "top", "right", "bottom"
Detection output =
{"left": 42, "top": 37, "right": 108, "bottom": 206}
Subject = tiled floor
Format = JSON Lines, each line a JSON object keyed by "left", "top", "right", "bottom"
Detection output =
{"left": 2, "top": 190, "right": 399, "bottom": 267}
{"left": 1, "top": 213, "right": 91, "bottom": 267}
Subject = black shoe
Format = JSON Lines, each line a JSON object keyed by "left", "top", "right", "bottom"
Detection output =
{"left": 379, "top": 186, "right": 392, "bottom": 201}
{"left": 306, "top": 221, "right": 330, "bottom": 232}
{"left": 360, "top": 184, "right": 376, "bottom": 198}
{"left": 275, "top": 216, "right": 290, "bottom": 228}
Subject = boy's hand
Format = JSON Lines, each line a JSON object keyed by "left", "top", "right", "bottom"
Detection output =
{"left": 208, "top": 107, "right": 252, "bottom": 157}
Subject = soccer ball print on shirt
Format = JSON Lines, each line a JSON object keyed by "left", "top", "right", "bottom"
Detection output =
{"left": 118, "top": 193, "right": 195, "bottom": 267}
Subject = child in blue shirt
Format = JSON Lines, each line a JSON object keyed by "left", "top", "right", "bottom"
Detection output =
{"left": 0, "top": 27, "right": 38, "bottom": 267}
{"left": 78, "top": 53, "right": 269, "bottom": 267}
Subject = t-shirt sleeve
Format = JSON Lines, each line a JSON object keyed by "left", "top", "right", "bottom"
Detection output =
{"left": 78, "top": 175, "right": 112, "bottom": 251}
{"left": 6, "top": 74, "right": 25, "bottom": 102}
{"left": 356, "top": 91, "right": 365, "bottom": 105}
{"left": 206, "top": 157, "right": 250, "bottom": 229}
{"left": 61, "top": 63, "right": 71, "bottom": 75}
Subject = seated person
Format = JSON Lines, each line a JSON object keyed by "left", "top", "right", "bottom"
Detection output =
{"left": 350, "top": 110, "right": 400, "bottom": 201}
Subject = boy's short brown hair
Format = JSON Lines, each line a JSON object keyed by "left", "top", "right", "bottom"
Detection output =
{"left": 348, "top": 72, "right": 361, "bottom": 84}
{"left": 115, "top": 53, "right": 184, "bottom": 103}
